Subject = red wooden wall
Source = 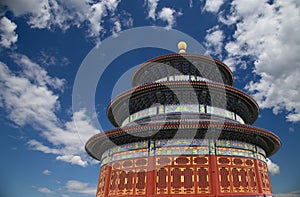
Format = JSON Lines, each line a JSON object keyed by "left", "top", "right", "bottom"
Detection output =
{"left": 96, "top": 155, "right": 272, "bottom": 197}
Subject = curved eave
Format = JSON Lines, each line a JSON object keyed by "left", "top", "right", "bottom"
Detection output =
{"left": 132, "top": 54, "right": 234, "bottom": 86}
{"left": 107, "top": 81, "right": 259, "bottom": 126}
{"left": 85, "top": 122, "right": 281, "bottom": 161}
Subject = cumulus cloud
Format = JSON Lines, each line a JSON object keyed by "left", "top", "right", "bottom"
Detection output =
{"left": 203, "top": 0, "right": 224, "bottom": 13}
{"left": 158, "top": 7, "right": 182, "bottom": 30}
{"left": 105, "top": 0, "right": 120, "bottom": 12}
{"left": 144, "top": 1, "right": 182, "bottom": 30}
{"left": 38, "top": 50, "right": 71, "bottom": 67}
{"left": 266, "top": 158, "right": 280, "bottom": 175}
{"left": 88, "top": 2, "right": 107, "bottom": 37}
{"left": 0, "top": 0, "right": 85, "bottom": 29}
{"left": 38, "top": 187, "right": 54, "bottom": 194}
{"left": 0, "top": 61, "right": 61, "bottom": 126}
{"left": 189, "top": 0, "right": 193, "bottom": 8}
{"left": 27, "top": 108, "right": 100, "bottom": 167}
{"left": 289, "top": 127, "right": 295, "bottom": 132}
{"left": 42, "top": 169, "right": 51, "bottom": 175}
{"left": 219, "top": 0, "right": 300, "bottom": 122}
{"left": 0, "top": 56, "right": 100, "bottom": 166}
{"left": 86, "top": 0, "right": 123, "bottom": 42}
{"left": 204, "top": 25, "right": 225, "bottom": 60}
{"left": 12, "top": 54, "right": 65, "bottom": 89}
{"left": 146, "top": 0, "right": 159, "bottom": 20}
{"left": 0, "top": 0, "right": 122, "bottom": 41}
{"left": 120, "top": 12, "right": 134, "bottom": 28}
{"left": 112, "top": 20, "right": 122, "bottom": 37}
{"left": 28, "top": 140, "right": 60, "bottom": 154}
{"left": 56, "top": 155, "right": 87, "bottom": 167}
{"left": 65, "top": 180, "right": 96, "bottom": 195}
{"left": 0, "top": 0, "right": 51, "bottom": 29}
{"left": 0, "top": 16, "right": 18, "bottom": 48}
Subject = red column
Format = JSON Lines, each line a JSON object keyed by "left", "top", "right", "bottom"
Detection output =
{"left": 146, "top": 156, "right": 156, "bottom": 197}
{"left": 210, "top": 155, "right": 220, "bottom": 197}
{"left": 254, "top": 159, "right": 263, "bottom": 195}
{"left": 266, "top": 167, "right": 273, "bottom": 195}
{"left": 103, "top": 165, "right": 112, "bottom": 197}
{"left": 95, "top": 168, "right": 102, "bottom": 197}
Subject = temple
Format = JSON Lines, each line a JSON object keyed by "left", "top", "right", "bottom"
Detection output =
{"left": 85, "top": 42, "right": 281, "bottom": 197}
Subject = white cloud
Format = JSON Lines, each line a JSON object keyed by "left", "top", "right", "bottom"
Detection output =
{"left": 43, "top": 169, "right": 51, "bottom": 175}
{"left": 158, "top": 7, "right": 182, "bottom": 30}
{"left": 289, "top": 127, "right": 295, "bottom": 132}
{"left": 121, "top": 14, "right": 134, "bottom": 28}
{"left": 87, "top": 0, "right": 121, "bottom": 40}
{"left": 230, "top": 0, "right": 265, "bottom": 17}
{"left": 12, "top": 54, "right": 65, "bottom": 89}
{"left": 112, "top": 20, "right": 122, "bottom": 37}
{"left": 0, "top": 0, "right": 51, "bottom": 28}
{"left": 0, "top": 0, "right": 86, "bottom": 30}
{"left": 110, "top": 11, "right": 133, "bottom": 38}
{"left": 5, "top": 0, "right": 62, "bottom": 29}
{"left": 0, "top": 16, "right": 18, "bottom": 48}
{"left": 28, "top": 140, "right": 60, "bottom": 154}
{"left": 204, "top": 25, "right": 225, "bottom": 59}
{"left": 88, "top": 2, "right": 107, "bottom": 37}
{"left": 114, "top": 20, "right": 122, "bottom": 33}
{"left": 221, "top": 0, "right": 300, "bottom": 122}
{"left": 189, "top": 0, "right": 193, "bottom": 8}
{"left": 28, "top": 108, "right": 100, "bottom": 167}
{"left": 222, "top": 57, "right": 242, "bottom": 72}
{"left": 218, "top": 14, "right": 238, "bottom": 26}
{"left": 105, "top": 0, "right": 121, "bottom": 12}
{"left": 266, "top": 158, "right": 280, "bottom": 175}
{"left": 65, "top": 180, "right": 96, "bottom": 195}
{"left": 275, "top": 190, "right": 300, "bottom": 197}
{"left": 0, "top": 61, "right": 60, "bottom": 126}
{"left": 0, "top": 56, "right": 100, "bottom": 166}
{"left": 38, "top": 50, "right": 70, "bottom": 67}
{"left": 146, "top": 0, "right": 159, "bottom": 20}
{"left": 1, "top": 0, "right": 47, "bottom": 16}
{"left": 38, "top": 187, "right": 54, "bottom": 194}
{"left": 0, "top": 0, "right": 122, "bottom": 41}
{"left": 56, "top": 155, "right": 87, "bottom": 167}
{"left": 203, "top": 0, "right": 224, "bottom": 13}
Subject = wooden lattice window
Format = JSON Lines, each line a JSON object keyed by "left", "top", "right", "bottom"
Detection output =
{"left": 136, "top": 170, "right": 146, "bottom": 189}
{"left": 126, "top": 171, "right": 134, "bottom": 190}
{"left": 183, "top": 168, "right": 193, "bottom": 188}
{"left": 198, "top": 167, "right": 209, "bottom": 188}
{"left": 232, "top": 168, "right": 240, "bottom": 187}
{"left": 220, "top": 167, "right": 230, "bottom": 188}
{"left": 157, "top": 168, "right": 168, "bottom": 189}
{"left": 171, "top": 168, "right": 181, "bottom": 188}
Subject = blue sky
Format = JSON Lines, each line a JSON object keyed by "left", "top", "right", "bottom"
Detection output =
{"left": 0, "top": 0, "right": 300, "bottom": 197}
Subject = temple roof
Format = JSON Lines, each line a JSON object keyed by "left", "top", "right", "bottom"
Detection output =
{"left": 132, "top": 54, "right": 234, "bottom": 86}
{"left": 85, "top": 121, "right": 281, "bottom": 160}
{"left": 107, "top": 81, "right": 259, "bottom": 126}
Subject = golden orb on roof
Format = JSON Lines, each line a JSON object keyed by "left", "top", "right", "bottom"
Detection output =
{"left": 178, "top": 41, "right": 187, "bottom": 53}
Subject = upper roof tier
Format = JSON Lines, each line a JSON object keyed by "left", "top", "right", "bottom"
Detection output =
{"left": 132, "top": 54, "right": 234, "bottom": 87}
{"left": 107, "top": 81, "right": 259, "bottom": 127}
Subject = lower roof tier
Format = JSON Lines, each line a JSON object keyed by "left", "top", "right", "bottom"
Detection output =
{"left": 85, "top": 121, "right": 281, "bottom": 161}
{"left": 107, "top": 81, "right": 259, "bottom": 126}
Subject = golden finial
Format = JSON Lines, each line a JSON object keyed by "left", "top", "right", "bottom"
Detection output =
{"left": 178, "top": 41, "right": 187, "bottom": 53}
